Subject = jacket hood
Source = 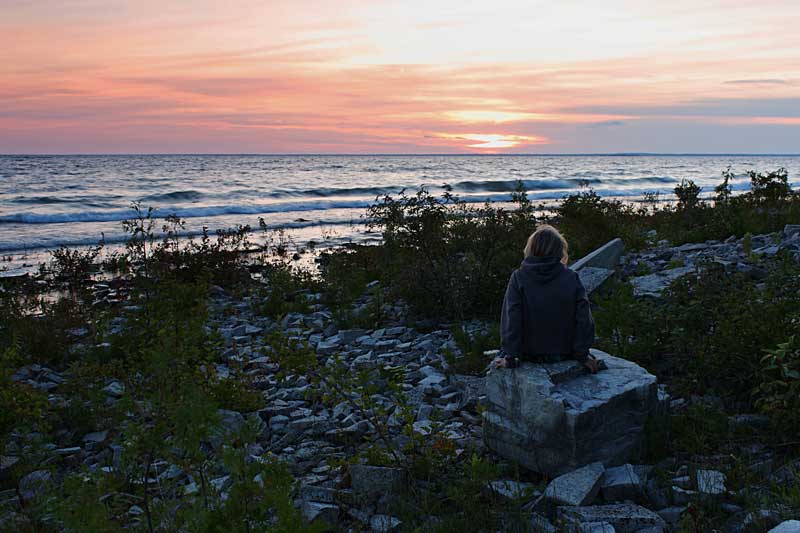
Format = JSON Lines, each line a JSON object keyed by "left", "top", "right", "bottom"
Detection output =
{"left": 519, "top": 255, "right": 565, "bottom": 284}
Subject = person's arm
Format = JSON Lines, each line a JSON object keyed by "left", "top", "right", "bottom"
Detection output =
{"left": 500, "top": 271, "right": 524, "bottom": 365}
{"left": 573, "top": 274, "right": 596, "bottom": 367}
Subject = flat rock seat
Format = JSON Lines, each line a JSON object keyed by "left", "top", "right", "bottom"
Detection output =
{"left": 483, "top": 349, "right": 659, "bottom": 476}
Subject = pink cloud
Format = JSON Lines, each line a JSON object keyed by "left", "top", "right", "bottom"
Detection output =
{"left": 1, "top": 1, "right": 799, "bottom": 153}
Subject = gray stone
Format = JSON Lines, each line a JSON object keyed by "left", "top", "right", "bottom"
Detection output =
{"left": 83, "top": 430, "right": 109, "bottom": 444}
{"left": 301, "top": 500, "right": 339, "bottom": 525}
{"left": 784, "top": 225, "right": 800, "bottom": 238}
{"left": 207, "top": 476, "right": 229, "bottom": 493}
{"left": 670, "top": 486, "right": 695, "bottom": 505}
{"left": 299, "top": 484, "right": 337, "bottom": 503}
{"left": 269, "top": 414, "right": 289, "bottom": 431}
{"left": 339, "top": 329, "right": 368, "bottom": 344}
{"left": 211, "top": 409, "right": 245, "bottom": 447}
{"left": 544, "top": 462, "right": 605, "bottom": 506}
{"left": 483, "top": 350, "right": 659, "bottom": 476}
{"left": 579, "top": 523, "right": 615, "bottom": 533}
{"left": 770, "top": 521, "right": 800, "bottom": 533}
{"left": 289, "top": 415, "right": 331, "bottom": 434}
{"left": 657, "top": 506, "right": 686, "bottom": 526}
{"left": 674, "top": 242, "right": 708, "bottom": 252}
{"left": 102, "top": 381, "right": 124, "bottom": 398}
{"left": 128, "top": 504, "right": 145, "bottom": 516}
{"left": 19, "top": 470, "right": 52, "bottom": 501}
{"left": 370, "top": 514, "right": 402, "bottom": 532}
{"left": 671, "top": 475, "right": 691, "bottom": 489}
{"left": 350, "top": 465, "right": 405, "bottom": 496}
{"left": 559, "top": 504, "right": 667, "bottom": 533}
{"left": 54, "top": 446, "right": 82, "bottom": 456}
{"left": 577, "top": 267, "right": 614, "bottom": 294}
{"left": 600, "top": 464, "right": 642, "bottom": 501}
{"left": 418, "top": 372, "right": 446, "bottom": 388}
{"left": 696, "top": 469, "right": 725, "bottom": 495}
{"left": 729, "top": 413, "right": 770, "bottom": 429}
{"left": 487, "top": 479, "right": 538, "bottom": 500}
{"left": 740, "top": 509, "right": 782, "bottom": 531}
{"left": 0, "top": 456, "right": 19, "bottom": 480}
{"left": 317, "top": 336, "right": 342, "bottom": 354}
{"left": 571, "top": 238, "right": 624, "bottom": 271}
{"left": 629, "top": 266, "right": 695, "bottom": 297}
{"left": 530, "top": 513, "right": 557, "bottom": 532}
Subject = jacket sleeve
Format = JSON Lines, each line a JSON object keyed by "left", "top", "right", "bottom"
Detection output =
{"left": 572, "top": 274, "right": 595, "bottom": 363}
{"left": 500, "top": 271, "right": 524, "bottom": 357}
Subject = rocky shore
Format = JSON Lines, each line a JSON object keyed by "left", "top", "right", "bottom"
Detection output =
{"left": 4, "top": 226, "right": 800, "bottom": 532}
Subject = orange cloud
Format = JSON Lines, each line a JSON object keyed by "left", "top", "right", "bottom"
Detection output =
{"left": 1, "top": 0, "right": 799, "bottom": 153}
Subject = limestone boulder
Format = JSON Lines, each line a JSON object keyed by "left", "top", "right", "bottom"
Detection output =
{"left": 770, "top": 521, "right": 800, "bottom": 533}
{"left": 483, "top": 349, "right": 658, "bottom": 476}
{"left": 559, "top": 504, "right": 667, "bottom": 532}
{"left": 543, "top": 462, "right": 605, "bottom": 506}
{"left": 629, "top": 266, "right": 695, "bottom": 297}
{"left": 577, "top": 267, "right": 615, "bottom": 294}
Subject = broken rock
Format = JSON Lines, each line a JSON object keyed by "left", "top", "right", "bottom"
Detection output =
{"left": 559, "top": 504, "right": 667, "bottom": 533}
{"left": 544, "top": 462, "right": 605, "bottom": 507}
{"left": 483, "top": 350, "right": 659, "bottom": 476}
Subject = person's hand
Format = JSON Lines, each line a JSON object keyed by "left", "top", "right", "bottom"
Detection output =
{"left": 492, "top": 357, "right": 508, "bottom": 368}
{"left": 582, "top": 355, "right": 599, "bottom": 374}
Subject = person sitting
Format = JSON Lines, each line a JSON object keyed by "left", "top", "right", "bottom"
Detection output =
{"left": 494, "top": 224, "right": 598, "bottom": 373}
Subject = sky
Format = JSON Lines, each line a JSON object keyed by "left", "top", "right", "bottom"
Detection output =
{"left": 1, "top": 0, "right": 799, "bottom": 154}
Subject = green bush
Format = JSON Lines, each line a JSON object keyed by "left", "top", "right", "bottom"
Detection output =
{"left": 444, "top": 323, "right": 500, "bottom": 375}
{"left": 258, "top": 262, "right": 317, "bottom": 319}
{"left": 754, "top": 335, "right": 800, "bottom": 433}
{"left": 49, "top": 243, "right": 103, "bottom": 284}
{"left": 551, "top": 189, "right": 649, "bottom": 259}
{"left": 674, "top": 179, "right": 703, "bottom": 211}
{"left": 594, "top": 258, "right": 800, "bottom": 402}
{"left": 363, "top": 185, "right": 537, "bottom": 320}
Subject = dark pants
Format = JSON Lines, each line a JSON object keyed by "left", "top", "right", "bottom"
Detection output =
{"left": 501, "top": 353, "right": 570, "bottom": 368}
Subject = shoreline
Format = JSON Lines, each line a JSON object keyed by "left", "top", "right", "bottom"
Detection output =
{"left": 2, "top": 171, "right": 800, "bottom": 529}
{"left": 1, "top": 181, "right": 791, "bottom": 278}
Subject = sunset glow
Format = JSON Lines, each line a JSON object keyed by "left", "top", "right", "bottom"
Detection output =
{"left": 1, "top": 0, "right": 799, "bottom": 153}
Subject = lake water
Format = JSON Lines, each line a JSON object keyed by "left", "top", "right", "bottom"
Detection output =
{"left": 1, "top": 154, "right": 798, "bottom": 273}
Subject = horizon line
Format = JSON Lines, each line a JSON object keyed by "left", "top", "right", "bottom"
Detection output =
{"left": 2, "top": 152, "right": 800, "bottom": 157}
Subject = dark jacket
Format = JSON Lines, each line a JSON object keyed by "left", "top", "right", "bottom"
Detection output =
{"left": 500, "top": 256, "right": 595, "bottom": 363}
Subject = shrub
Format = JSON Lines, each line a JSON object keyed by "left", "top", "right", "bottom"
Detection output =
{"left": 443, "top": 323, "right": 500, "bottom": 375}
{"left": 671, "top": 404, "right": 730, "bottom": 457}
{"left": 49, "top": 243, "right": 103, "bottom": 284}
{"left": 259, "top": 262, "right": 317, "bottom": 319}
{"left": 754, "top": 335, "right": 800, "bottom": 433}
{"left": 593, "top": 258, "right": 800, "bottom": 402}
{"left": 364, "top": 185, "right": 537, "bottom": 320}
{"left": 674, "top": 179, "right": 703, "bottom": 211}
{"left": 120, "top": 203, "right": 255, "bottom": 289}
{"left": 0, "top": 340, "right": 48, "bottom": 459}
{"left": 551, "top": 189, "right": 648, "bottom": 259}
{"left": 749, "top": 167, "right": 792, "bottom": 204}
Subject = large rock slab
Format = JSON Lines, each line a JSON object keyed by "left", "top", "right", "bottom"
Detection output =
{"left": 349, "top": 465, "right": 405, "bottom": 497}
{"left": 543, "top": 462, "right": 604, "bottom": 506}
{"left": 570, "top": 238, "right": 624, "bottom": 295}
{"left": 571, "top": 238, "right": 624, "bottom": 271}
{"left": 559, "top": 504, "right": 667, "bottom": 532}
{"left": 483, "top": 349, "right": 658, "bottom": 476}
{"left": 577, "top": 267, "right": 614, "bottom": 294}
{"left": 600, "top": 464, "right": 643, "bottom": 502}
{"left": 770, "top": 521, "right": 800, "bottom": 533}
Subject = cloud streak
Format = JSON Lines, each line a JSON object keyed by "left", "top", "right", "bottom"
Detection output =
{"left": 1, "top": 0, "right": 800, "bottom": 153}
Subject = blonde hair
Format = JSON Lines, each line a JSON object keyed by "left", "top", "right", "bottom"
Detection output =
{"left": 524, "top": 224, "right": 569, "bottom": 264}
